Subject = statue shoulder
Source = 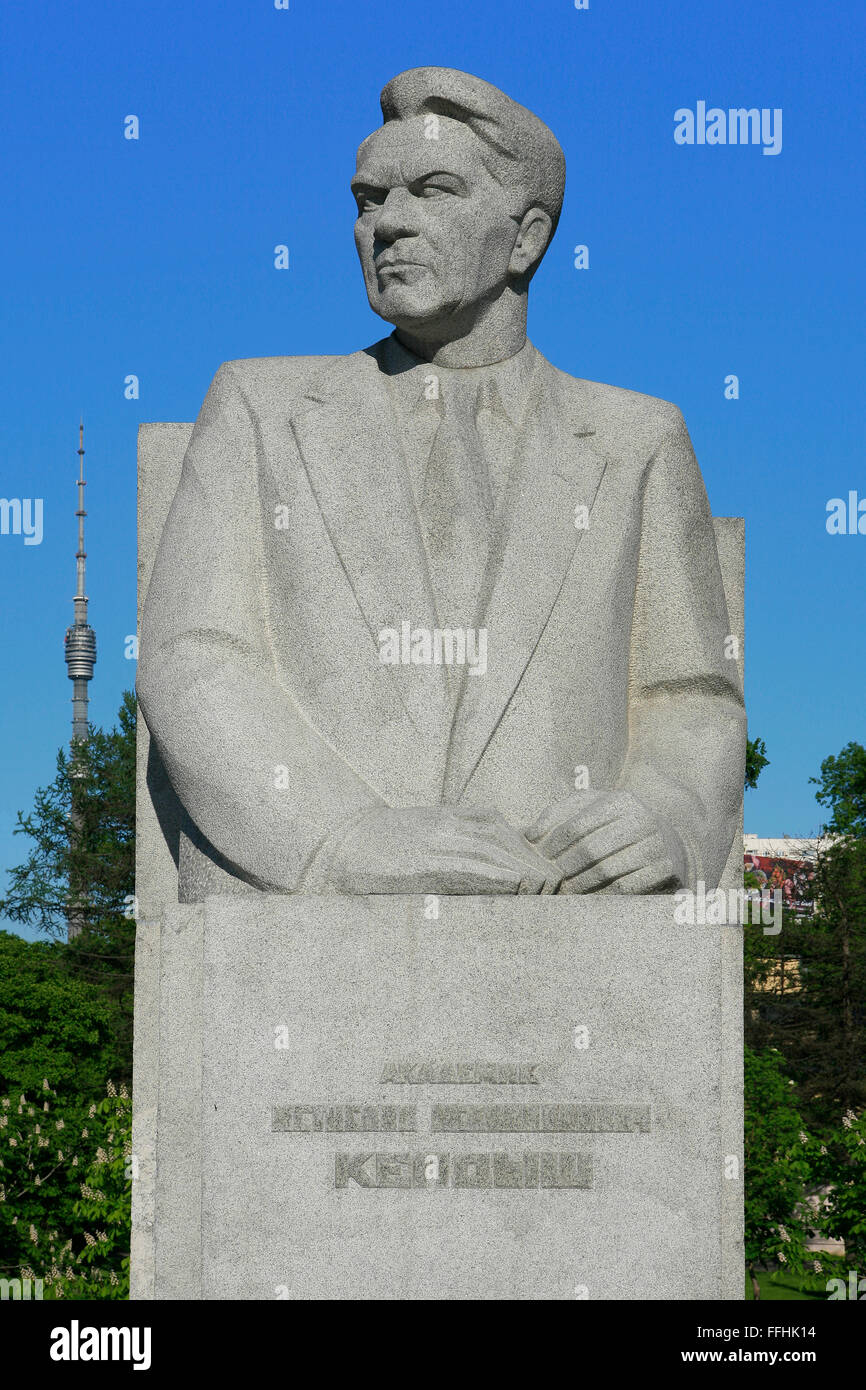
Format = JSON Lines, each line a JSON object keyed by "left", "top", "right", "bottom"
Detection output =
{"left": 546, "top": 359, "right": 686, "bottom": 438}
{"left": 213, "top": 354, "right": 344, "bottom": 411}
{"left": 547, "top": 361, "right": 683, "bottom": 425}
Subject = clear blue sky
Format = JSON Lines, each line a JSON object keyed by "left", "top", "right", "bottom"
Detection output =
{"left": 1, "top": 0, "right": 864, "bottom": 938}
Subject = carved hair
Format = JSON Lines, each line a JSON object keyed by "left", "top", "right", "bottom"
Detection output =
{"left": 378, "top": 66, "right": 566, "bottom": 236}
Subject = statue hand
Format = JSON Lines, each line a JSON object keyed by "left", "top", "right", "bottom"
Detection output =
{"left": 320, "top": 805, "right": 562, "bottom": 895}
{"left": 525, "top": 790, "right": 687, "bottom": 894}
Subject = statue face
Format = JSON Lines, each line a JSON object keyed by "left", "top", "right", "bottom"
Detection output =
{"left": 352, "top": 116, "right": 522, "bottom": 337}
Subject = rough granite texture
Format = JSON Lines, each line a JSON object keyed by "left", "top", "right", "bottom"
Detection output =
{"left": 131, "top": 437, "right": 745, "bottom": 1302}
{"left": 136, "top": 66, "right": 746, "bottom": 903}
{"left": 132, "top": 67, "right": 747, "bottom": 1301}
{"left": 139, "top": 895, "right": 743, "bottom": 1301}
{"left": 137, "top": 355, "right": 746, "bottom": 899}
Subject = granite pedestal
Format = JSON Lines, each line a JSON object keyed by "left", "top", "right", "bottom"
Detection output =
{"left": 135, "top": 893, "right": 742, "bottom": 1301}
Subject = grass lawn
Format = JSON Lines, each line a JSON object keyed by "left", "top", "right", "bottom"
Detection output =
{"left": 745, "top": 1269, "right": 828, "bottom": 1300}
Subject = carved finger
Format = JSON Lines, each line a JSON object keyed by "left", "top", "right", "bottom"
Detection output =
{"left": 560, "top": 839, "right": 661, "bottom": 893}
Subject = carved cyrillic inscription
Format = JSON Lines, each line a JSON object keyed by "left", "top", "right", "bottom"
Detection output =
{"left": 272, "top": 1069, "right": 649, "bottom": 1195}
{"left": 272, "top": 1104, "right": 417, "bottom": 1133}
{"left": 271, "top": 1102, "right": 649, "bottom": 1134}
{"left": 431, "top": 1104, "right": 651, "bottom": 1133}
{"left": 334, "top": 1151, "right": 592, "bottom": 1189}
{"left": 379, "top": 1061, "right": 541, "bottom": 1084}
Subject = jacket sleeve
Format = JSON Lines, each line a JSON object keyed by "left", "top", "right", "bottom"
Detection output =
{"left": 136, "top": 361, "right": 385, "bottom": 892}
{"left": 616, "top": 406, "right": 746, "bottom": 889}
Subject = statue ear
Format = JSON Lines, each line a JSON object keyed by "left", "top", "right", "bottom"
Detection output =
{"left": 508, "top": 208, "right": 553, "bottom": 279}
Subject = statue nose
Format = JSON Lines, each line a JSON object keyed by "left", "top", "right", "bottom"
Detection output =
{"left": 375, "top": 188, "right": 417, "bottom": 242}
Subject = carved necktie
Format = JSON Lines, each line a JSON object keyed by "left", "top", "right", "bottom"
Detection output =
{"left": 419, "top": 375, "right": 495, "bottom": 630}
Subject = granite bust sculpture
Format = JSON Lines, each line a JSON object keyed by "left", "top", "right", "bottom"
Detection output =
{"left": 137, "top": 66, "right": 746, "bottom": 900}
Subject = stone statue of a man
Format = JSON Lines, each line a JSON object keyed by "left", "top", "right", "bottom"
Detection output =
{"left": 138, "top": 66, "right": 746, "bottom": 899}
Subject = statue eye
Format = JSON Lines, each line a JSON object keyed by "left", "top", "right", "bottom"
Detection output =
{"left": 354, "top": 188, "right": 386, "bottom": 213}
{"left": 412, "top": 173, "right": 463, "bottom": 199}
{"left": 418, "top": 181, "right": 458, "bottom": 200}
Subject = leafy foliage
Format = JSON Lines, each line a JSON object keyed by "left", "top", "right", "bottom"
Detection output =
{"left": 0, "top": 1081, "right": 98, "bottom": 1286}
{"left": 746, "top": 736, "right": 770, "bottom": 791}
{"left": 0, "top": 696, "right": 137, "bottom": 1295}
{"left": 0, "top": 691, "right": 135, "bottom": 940}
{"left": 812, "top": 1107, "right": 866, "bottom": 1273}
{"left": 744, "top": 1047, "right": 813, "bottom": 1297}
{"left": 0, "top": 933, "right": 120, "bottom": 1100}
{"left": 3, "top": 1081, "right": 131, "bottom": 1299}
{"left": 811, "top": 741, "right": 866, "bottom": 837}
{"left": 745, "top": 746, "right": 866, "bottom": 1130}
{"left": 0, "top": 693, "right": 136, "bottom": 1082}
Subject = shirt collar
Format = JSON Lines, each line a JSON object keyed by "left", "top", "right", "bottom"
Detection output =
{"left": 380, "top": 332, "right": 539, "bottom": 429}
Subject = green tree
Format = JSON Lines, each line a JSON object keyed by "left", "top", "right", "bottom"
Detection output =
{"left": 0, "top": 694, "right": 137, "bottom": 1289}
{"left": 61, "top": 1082, "right": 132, "bottom": 1299}
{"left": 797, "top": 744, "right": 866, "bottom": 1123}
{"left": 1, "top": 1081, "right": 131, "bottom": 1297}
{"left": 0, "top": 693, "right": 136, "bottom": 1078}
{"left": 0, "top": 933, "right": 118, "bottom": 1100}
{"left": 811, "top": 741, "right": 866, "bottom": 837}
{"left": 0, "top": 1082, "right": 99, "bottom": 1286}
{"left": 744, "top": 1047, "right": 813, "bottom": 1299}
{"left": 746, "top": 736, "right": 770, "bottom": 791}
{"left": 745, "top": 744, "right": 866, "bottom": 1131}
{"left": 744, "top": 849, "right": 866, "bottom": 1128}
{"left": 799, "top": 839, "right": 866, "bottom": 1121}
{"left": 743, "top": 898, "right": 801, "bottom": 1048}
{"left": 813, "top": 1107, "right": 866, "bottom": 1274}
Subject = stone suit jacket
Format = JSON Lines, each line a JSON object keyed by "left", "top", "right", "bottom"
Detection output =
{"left": 137, "top": 339, "right": 746, "bottom": 895}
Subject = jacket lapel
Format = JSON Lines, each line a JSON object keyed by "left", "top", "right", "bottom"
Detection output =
{"left": 444, "top": 359, "right": 610, "bottom": 799}
{"left": 289, "top": 348, "right": 448, "bottom": 744}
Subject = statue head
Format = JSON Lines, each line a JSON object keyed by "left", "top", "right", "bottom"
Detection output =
{"left": 352, "top": 67, "right": 565, "bottom": 355}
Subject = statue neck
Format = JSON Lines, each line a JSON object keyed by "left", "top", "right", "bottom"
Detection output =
{"left": 394, "top": 290, "right": 528, "bottom": 368}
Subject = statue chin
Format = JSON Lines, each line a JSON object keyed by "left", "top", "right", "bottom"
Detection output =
{"left": 370, "top": 296, "right": 446, "bottom": 335}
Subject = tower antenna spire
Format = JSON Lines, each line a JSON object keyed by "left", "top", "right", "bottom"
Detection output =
{"left": 64, "top": 420, "right": 97, "bottom": 745}
{"left": 64, "top": 422, "right": 97, "bottom": 941}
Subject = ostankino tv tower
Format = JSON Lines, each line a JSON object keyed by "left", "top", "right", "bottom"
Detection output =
{"left": 63, "top": 422, "right": 97, "bottom": 939}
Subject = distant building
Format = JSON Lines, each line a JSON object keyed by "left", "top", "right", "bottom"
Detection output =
{"left": 743, "top": 835, "right": 823, "bottom": 915}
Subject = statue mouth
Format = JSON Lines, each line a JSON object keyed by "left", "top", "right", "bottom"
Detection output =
{"left": 376, "top": 259, "right": 427, "bottom": 274}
